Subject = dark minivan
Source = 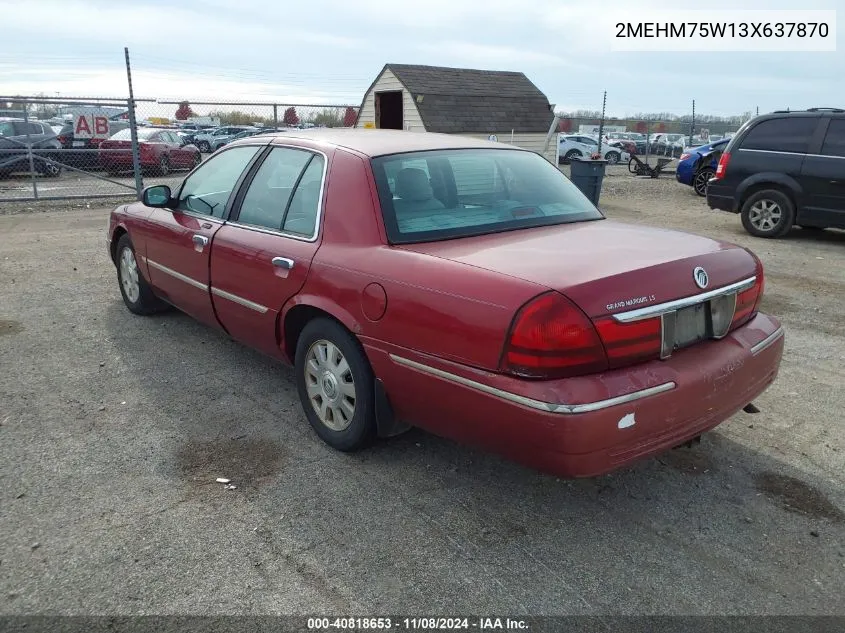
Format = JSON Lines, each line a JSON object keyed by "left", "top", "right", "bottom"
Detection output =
{"left": 706, "top": 108, "right": 845, "bottom": 238}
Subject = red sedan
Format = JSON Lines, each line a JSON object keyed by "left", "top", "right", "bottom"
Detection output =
{"left": 99, "top": 127, "right": 202, "bottom": 176}
{"left": 106, "top": 130, "right": 784, "bottom": 478}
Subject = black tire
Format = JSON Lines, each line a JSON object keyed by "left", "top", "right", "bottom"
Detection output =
{"left": 693, "top": 167, "right": 714, "bottom": 197}
{"left": 158, "top": 155, "right": 170, "bottom": 176}
{"left": 604, "top": 151, "right": 620, "bottom": 165}
{"left": 40, "top": 160, "right": 62, "bottom": 178}
{"left": 115, "top": 234, "right": 165, "bottom": 316}
{"left": 192, "top": 152, "right": 202, "bottom": 168}
{"left": 740, "top": 189, "right": 795, "bottom": 238}
{"left": 295, "top": 317, "right": 376, "bottom": 452}
{"left": 198, "top": 141, "right": 211, "bottom": 153}
{"left": 563, "top": 149, "right": 582, "bottom": 164}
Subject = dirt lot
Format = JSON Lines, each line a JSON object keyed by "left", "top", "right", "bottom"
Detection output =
{"left": 1, "top": 165, "right": 844, "bottom": 616}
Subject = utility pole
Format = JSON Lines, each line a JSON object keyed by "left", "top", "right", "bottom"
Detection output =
{"left": 597, "top": 90, "right": 607, "bottom": 157}
{"left": 124, "top": 47, "right": 143, "bottom": 199}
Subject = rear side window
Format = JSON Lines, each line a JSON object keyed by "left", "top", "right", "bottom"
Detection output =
{"left": 236, "top": 147, "right": 321, "bottom": 235}
{"left": 371, "top": 149, "right": 603, "bottom": 244}
{"left": 821, "top": 120, "right": 845, "bottom": 158}
{"left": 740, "top": 117, "right": 818, "bottom": 154}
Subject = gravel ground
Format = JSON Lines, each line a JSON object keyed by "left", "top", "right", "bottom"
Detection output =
{"left": 1, "top": 166, "right": 844, "bottom": 616}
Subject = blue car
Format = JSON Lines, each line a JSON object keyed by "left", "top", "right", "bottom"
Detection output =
{"left": 676, "top": 138, "right": 729, "bottom": 197}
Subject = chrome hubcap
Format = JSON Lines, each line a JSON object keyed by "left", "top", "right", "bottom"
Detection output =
{"left": 119, "top": 247, "right": 140, "bottom": 303}
{"left": 304, "top": 339, "right": 356, "bottom": 431}
{"left": 749, "top": 199, "right": 782, "bottom": 231}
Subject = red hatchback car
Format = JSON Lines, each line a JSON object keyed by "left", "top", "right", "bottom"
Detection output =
{"left": 106, "top": 130, "right": 784, "bottom": 478}
{"left": 100, "top": 127, "right": 202, "bottom": 176}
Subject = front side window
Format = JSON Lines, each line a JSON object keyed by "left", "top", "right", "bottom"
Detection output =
{"left": 236, "top": 147, "right": 323, "bottom": 235}
{"left": 741, "top": 117, "right": 818, "bottom": 154}
{"left": 371, "top": 149, "right": 603, "bottom": 244}
{"left": 176, "top": 145, "right": 261, "bottom": 218}
{"left": 0, "top": 122, "right": 14, "bottom": 137}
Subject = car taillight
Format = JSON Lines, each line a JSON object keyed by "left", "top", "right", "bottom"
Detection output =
{"left": 593, "top": 316, "right": 662, "bottom": 368}
{"left": 679, "top": 153, "right": 691, "bottom": 161}
{"left": 500, "top": 292, "right": 608, "bottom": 379}
{"left": 714, "top": 152, "right": 731, "bottom": 179}
{"left": 731, "top": 256, "right": 765, "bottom": 330}
{"left": 57, "top": 135, "right": 69, "bottom": 145}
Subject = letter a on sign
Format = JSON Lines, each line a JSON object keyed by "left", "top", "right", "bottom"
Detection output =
{"left": 75, "top": 116, "right": 91, "bottom": 135}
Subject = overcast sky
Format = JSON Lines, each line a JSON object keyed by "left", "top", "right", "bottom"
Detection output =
{"left": 1, "top": 0, "right": 840, "bottom": 118}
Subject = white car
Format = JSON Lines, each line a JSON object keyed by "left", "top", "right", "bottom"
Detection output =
{"left": 558, "top": 134, "right": 629, "bottom": 165}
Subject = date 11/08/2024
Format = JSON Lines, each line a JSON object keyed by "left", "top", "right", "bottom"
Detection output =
{"left": 307, "top": 617, "right": 529, "bottom": 630}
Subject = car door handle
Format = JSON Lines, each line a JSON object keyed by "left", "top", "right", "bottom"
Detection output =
{"left": 272, "top": 256, "right": 294, "bottom": 270}
{"left": 192, "top": 234, "right": 209, "bottom": 247}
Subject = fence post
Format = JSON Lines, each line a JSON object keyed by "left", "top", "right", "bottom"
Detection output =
{"left": 597, "top": 91, "right": 607, "bottom": 157}
{"left": 22, "top": 102, "right": 39, "bottom": 201}
{"left": 124, "top": 47, "right": 144, "bottom": 200}
{"left": 690, "top": 99, "right": 695, "bottom": 141}
{"left": 273, "top": 104, "right": 278, "bottom": 129}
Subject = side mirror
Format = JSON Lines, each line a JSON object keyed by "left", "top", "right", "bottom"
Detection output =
{"left": 142, "top": 185, "right": 172, "bottom": 208}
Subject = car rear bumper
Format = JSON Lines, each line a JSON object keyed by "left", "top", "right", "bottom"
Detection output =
{"left": 365, "top": 312, "right": 784, "bottom": 478}
{"left": 706, "top": 182, "right": 737, "bottom": 212}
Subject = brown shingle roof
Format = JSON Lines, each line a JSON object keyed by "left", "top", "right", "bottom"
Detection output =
{"left": 381, "top": 63, "right": 554, "bottom": 134}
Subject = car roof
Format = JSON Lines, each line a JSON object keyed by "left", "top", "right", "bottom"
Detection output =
{"left": 234, "top": 128, "right": 517, "bottom": 157}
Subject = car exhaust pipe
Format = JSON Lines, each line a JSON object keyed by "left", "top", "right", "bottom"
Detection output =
{"left": 743, "top": 402, "right": 761, "bottom": 414}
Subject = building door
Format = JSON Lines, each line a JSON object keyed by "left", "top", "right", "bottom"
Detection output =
{"left": 375, "top": 91, "right": 403, "bottom": 130}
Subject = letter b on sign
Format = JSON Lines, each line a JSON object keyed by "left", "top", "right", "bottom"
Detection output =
{"left": 94, "top": 117, "right": 109, "bottom": 136}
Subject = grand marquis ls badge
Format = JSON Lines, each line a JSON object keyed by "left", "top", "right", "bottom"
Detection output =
{"left": 693, "top": 266, "right": 709, "bottom": 289}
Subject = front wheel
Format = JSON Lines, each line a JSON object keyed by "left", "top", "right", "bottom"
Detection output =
{"left": 693, "top": 167, "right": 714, "bottom": 197}
{"left": 563, "top": 149, "right": 581, "bottom": 164}
{"left": 604, "top": 151, "right": 620, "bottom": 165}
{"left": 295, "top": 318, "right": 376, "bottom": 452}
{"left": 197, "top": 141, "right": 211, "bottom": 153}
{"left": 740, "top": 189, "right": 795, "bottom": 238}
{"left": 40, "top": 160, "right": 62, "bottom": 177}
{"left": 115, "top": 234, "right": 166, "bottom": 315}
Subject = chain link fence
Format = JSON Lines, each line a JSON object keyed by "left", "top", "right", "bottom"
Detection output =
{"left": 0, "top": 97, "right": 357, "bottom": 203}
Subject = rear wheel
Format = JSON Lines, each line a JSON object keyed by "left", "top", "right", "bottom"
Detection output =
{"left": 158, "top": 155, "right": 170, "bottom": 176}
{"left": 295, "top": 318, "right": 376, "bottom": 452}
{"left": 740, "top": 189, "right": 795, "bottom": 238}
{"left": 192, "top": 152, "right": 202, "bottom": 168}
{"left": 693, "top": 167, "right": 714, "bottom": 197}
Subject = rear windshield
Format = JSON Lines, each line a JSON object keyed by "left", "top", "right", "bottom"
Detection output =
{"left": 371, "top": 149, "right": 603, "bottom": 244}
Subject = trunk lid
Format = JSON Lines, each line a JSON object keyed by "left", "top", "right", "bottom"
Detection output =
{"left": 399, "top": 219, "right": 757, "bottom": 317}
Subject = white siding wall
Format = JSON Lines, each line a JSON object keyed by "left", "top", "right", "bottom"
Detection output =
{"left": 355, "top": 69, "right": 426, "bottom": 132}
{"left": 462, "top": 132, "right": 557, "bottom": 163}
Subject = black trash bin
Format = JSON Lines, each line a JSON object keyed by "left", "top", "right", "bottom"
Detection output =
{"left": 569, "top": 158, "right": 607, "bottom": 206}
